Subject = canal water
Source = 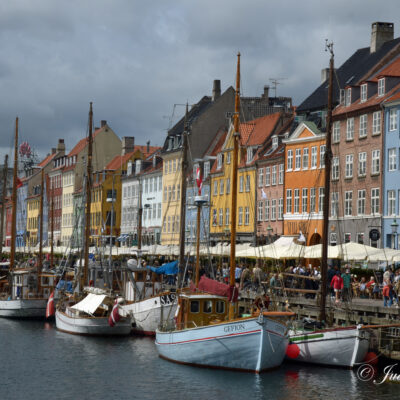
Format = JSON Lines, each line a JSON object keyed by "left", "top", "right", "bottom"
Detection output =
{"left": 0, "top": 319, "right": 398, "bottom": 400}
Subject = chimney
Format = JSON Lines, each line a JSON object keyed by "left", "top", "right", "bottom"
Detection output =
{"left": 146, "top": 140, "right": 150, "bottom": 153}
{"left": 101, "top": 120, "right": 107, "bottom": 127}
{"left": 122, "top": 136, "right": 135, "bottom": 155}
{"left": 370, "top": 22, "right": 394, "bottom": 53}
{"left": 212, "top": 80, "right": 221, "bottom": 101}
{"left": 321, "top": 68, "right": 330, "bottom": 83}
{"left": 57, "top": 139, "right": 65, "bottom": 154}
{"left": 262, "top": 85, "right": 270, "bottom": 100}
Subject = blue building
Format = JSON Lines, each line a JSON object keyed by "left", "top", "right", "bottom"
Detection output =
{"left": 383, "top": 95, "right": 400, "bottom": 248}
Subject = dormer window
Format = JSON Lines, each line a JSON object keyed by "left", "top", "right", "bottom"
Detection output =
{"left": 247, "top": 147, "right": 254, "bottom": 164}
{"left": 217, "top": 154, "right": 223, "bottom": 169}
{"left": 360, "top": 84, "right": 367, "bottom": 103}
{"left": 193, "top": 163, "right": 199, "bottom": 179}
{"left": 167, "top": 138, "right": 172, "bottom": 150}
{"left": 272, "top": 136, "right": 278, "bottom": 149}
{"left": 226, "top": 152, "right": 231, "bottom": 164}
{"left": 339, "top": 89, "right": 345, "bottom": 105}
{"left": 204, "top": 161, "right": 210, "bottom": 179}
{"left": 135, "top": 159, "right": 141, "bottom": 174}
{"left": 345, "top": 88, "right": 352, "bottom": 106}
{"left": 378, "top": 78, "right": 385, "bottom": 96}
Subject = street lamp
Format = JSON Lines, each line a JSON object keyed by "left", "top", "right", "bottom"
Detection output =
{"left": 391, "top": 218, "right": 398, "bottom": 249}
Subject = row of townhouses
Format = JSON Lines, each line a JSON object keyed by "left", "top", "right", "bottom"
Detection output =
{"left": 2, "top": 22, "right": 400, "bottom": 251}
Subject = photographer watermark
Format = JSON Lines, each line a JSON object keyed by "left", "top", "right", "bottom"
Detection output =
{"left": 357, "top": 363, "right": 400, "bottom": 385}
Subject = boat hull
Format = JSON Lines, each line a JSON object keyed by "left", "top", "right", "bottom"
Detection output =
{"left": 288, "top": 326, "right": 370, "bottom": 368}
{"left": 0, "top": 298, "right": 47, "bottom": 318}
{"left": 55, "top": 309, "right": 132, "bottom": 336}
{"left": 121, "top": 293, "right": 177, "bottom": 335}
{"left": 155, "top": 315, "right": 289, "bottom": 373}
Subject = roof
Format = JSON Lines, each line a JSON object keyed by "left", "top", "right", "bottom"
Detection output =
{"left": 105, "top": 146, "right": 160, "bottom": 171}
{"left": 38, "top": 152, "right": 56, "bottom": 168}
{"left": 370, "top": 54, "right": 400, "bottom": 81}
{"left": 67, "top": 126, "right": 103, "bottom": 157}
{"left": 297, "top": 38, "right": 400, "bottom": 113}
{"left": 244, "top": 113, "right": 282, "bottom": 146}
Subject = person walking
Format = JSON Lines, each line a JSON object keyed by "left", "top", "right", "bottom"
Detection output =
{"left": 330, "top": 271, "right": 343, "bottom": 304}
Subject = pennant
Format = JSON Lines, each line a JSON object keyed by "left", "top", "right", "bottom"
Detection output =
{"left": 108, "top": 300, "right": 121, "bottom": 327}
{"left": 45, "top": 292, "right": 55, "bottom": 318}
{"left": 261, "top": 189, "right": 267, "bottom": 199}
{"left": 196, "top": 167, "right": 202, "bottom": 195}
{"left": 16, "top": 177, "right": 23, "bottom": 189}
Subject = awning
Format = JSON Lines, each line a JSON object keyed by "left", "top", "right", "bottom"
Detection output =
{"left": 71, "top": 293, "right": 107, "bottom": 314}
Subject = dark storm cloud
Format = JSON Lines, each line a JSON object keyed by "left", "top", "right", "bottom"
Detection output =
{"left": 0, "top": 0, "right": 398, "bottom": 160}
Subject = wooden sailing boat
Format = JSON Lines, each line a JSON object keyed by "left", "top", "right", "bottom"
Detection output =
{"left": 55, "top": 103, "right": 131, "bottom": 335}
{"left": 0, "top": 118, "right": 56, "bottom": 318}
{"left": 287, "top": 42, "right": 370, "bottom": 368}
{"left": 155, "top": 54, "right": 294, "bottom": 373}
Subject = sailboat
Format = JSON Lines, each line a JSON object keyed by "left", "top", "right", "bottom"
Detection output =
{"left": 155, "top": 54, "right": 294, "bottom": 373}
{"left": 286, "top": 42, "right": 370, "bottom": 368}
{"left": 0, "top": 118, "right": 56, "bottom": 318}
{"left": 55, "top": 103, "right": 131, "bottom": 335}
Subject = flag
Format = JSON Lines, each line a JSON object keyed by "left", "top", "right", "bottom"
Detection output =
{"left": 261, "top": 189, "right": 267, "bottom": 199}
{"left": 196, "top": 167, "right": 202, "bottom": 195}
{"left": 298, "top": 231, "right": 306, "bottom": 243}
{"left": 45, "top": 292, "right": 55, "bottom": 318}
{"left": 16, "top": 177, "right": 23, "bottom": 188}
{"left": 108, "top": 300, "right": 121, "bottom": 327}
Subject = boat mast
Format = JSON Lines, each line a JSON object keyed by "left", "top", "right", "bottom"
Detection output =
{"left": 0, "top": 155, "right": 8, "bottom": 255}
{"left": 178, "top": 104, "right": 189, "bottom": 288}
{"left": 83, "top": 103, "right": 93, "bottom": 289}
{"left": 38, "top": 168, "right": 44, "bottom": 291}
{"left": 50, "top": 187, "right": 54, "bottom": 268}
{"left": 137, "top": 176, "right": 143, "bottom": 251}
{"left": 319, "top": 42, "right": 334, "bottom": 323}
{"left": 10, "top": 118, "right": 18, "bottom": 270}
{"left": 229, "top": 53, "right": 240, "bottom": 320}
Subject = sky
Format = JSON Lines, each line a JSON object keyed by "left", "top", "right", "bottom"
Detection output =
{"left": 0, "top": 0, "right": 398, "bottom": 162}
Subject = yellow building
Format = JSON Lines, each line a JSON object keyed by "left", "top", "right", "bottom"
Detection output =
{"left": 26, "top": 195, "right": 40, "bottom": 247}
{"left": 210, "top": 114, "right": 285, "bottom": 243}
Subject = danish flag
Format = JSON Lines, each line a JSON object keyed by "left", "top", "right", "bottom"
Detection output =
{"left": 46, "top": 292, "right": 55, "bottom": 318}
{"left": 196, "top": 167, "right": 202, "bottom": 195}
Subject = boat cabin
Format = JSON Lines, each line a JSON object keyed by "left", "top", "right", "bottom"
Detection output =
{"left": 176, "top": 293, "right": 238, "bottom": 330}
{"left": 12, "top": 269, "right": 55, "bottom": 299}
{"left": 124, "top": 266, "right": 163, "bottom": 301}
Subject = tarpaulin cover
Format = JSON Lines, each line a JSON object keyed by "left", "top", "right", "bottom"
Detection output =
{"left": 71, "top": 293, "right": 107, "bottom": 314}
{"left": 148, "top": 260, "right": 178, "bottom": 275}
{"left": 198, "top": 275, "right": 230, "bottom": 297}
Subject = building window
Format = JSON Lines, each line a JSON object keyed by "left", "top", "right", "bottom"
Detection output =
{"left": 226, "top": 152, "right": 231, "bottom": 164}
{"left": 278, "top": 198, "right": 283, "bottom": 220}
{"left": 212, "top": 209, "right": 217, "bottom": 226}
{"left": 265, "top": 199, "right": 270, "bottom": 220}
{"left": 333, "top": 121, "right": 340, "bottom": 143}
{"left": 357, "top": 189, "right": 366, "bottom": 215}
{"left": 271, "top": 165, "right": 277, "bottom": 185}
{"left": 372, "top": 111, "right": 381, "bottom": 135}
{"left": 389, "top": 108, "right": 398, "bottom": 131}
{"left": 225, "top": 208, "right": 230, "bottom": 225}
{"left": 302, "top": 148, "right": 309, "bottom": 169}
{"left": 258, "top": 201, "right": 263, "bottom": 221}
{"left": 330, "top": 232, "right": 337, "bottom": 246}
{"left": 286, "top": 190, "right": 292, "bottom": 214}
{"left": 371, "top": 188, "right": 380, "bottom": 214}
{"left": 302, "top": 188, "right": 308, "bottom": 213}
{"left": 344, "top": 233, "right": 351, "bottom": 243}
{"left": 226, "top": 178, "right": 230, "bottom": 194}
{"left": 239, "top": 176, "right": 243, "bottom": 192}
{"left": 332, "top": 157, "right": 339, "bottom": 180}
{"left": 220, "top": 179, "right": 224, "bottom": 195}
{"left": 389, "top": 148, "right": 397, "bottom": 171}
{"left": 287, "top": 150, "right": 293, "bottom": 171}
{"left": 213, "top": 180, "right": 218, "bottom": 196}
{"left": 345, "top": 154, "right": 353, "bottom": 178}
{"left": 311, "top": 146, "right": 317, "bottom": 168}
{"left": 318, "top": 187, "right": 325, "bottom": 213}
{"left": 279, "top": 164, "right": 284, "bottom": 184}
{"left": 258, "top": 168, "right": 264, "bottom": 187}
{"left": 203, "top": 162, "right": 210, "bottom": 179}
{"left": 378, "top": 78, "right": 385, "bottom": 96}
{"left": 358, "top": 152, "right": 367, "bottom": 176}
{"left": 294, "top": 189, "right": 300, "bottom": 213}
{"left": 331, "top": 192, "right": 339, "bottom": 217}
{"left": 271, "top": 199, "right": 276, "bottom": 221}
{"left": 295, "top": 148, "right": 301, "bottom": 169}
{"left": 360, "top": 84, "right": 367, "bottom": 102}
{"left": 359, "top": 114, "right": 367, "bottom": 138}
{"left": 344, "top": 191, "right": 353, "bottom": 216}
{"left": 310, "top": 188, "right": 316, "bottom": 213}
{"left": 346, "top": 118, "right": 354, "bottom": 141}
{"left": 247, "top": 147, "right": 254, "bottom": 164}
{"left": 245, "top": 175, "right": 250, "bottom": 192}
{"left": 219, "top": 208, "right": 223, "bottom": 226}
{"left": 320, "top": 145, "right": 326, "bottom": 168}
{"left": 244, "top": 207, "right": 249, "bottom": 225}
{"left": 238, "top": 207, "right": 243, "bottom": 225}
{"left": 357, "top": 233, "right": 364, "bottom": 244}
{"left": 265, "top": 167, "right": 270, "bottom": 186}
{"left": 217, "top": 154, "right": 223, "bottom": 169}
{"left": 346, "top": 88, "right": 352, "bottom": 106}
{"left": 371, "top": 150, "right": 380, "bottom": 175}
{"left": 388, "top": 190, "right": 396, "bottom": 216}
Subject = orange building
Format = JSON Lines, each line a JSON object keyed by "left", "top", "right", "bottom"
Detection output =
{"left": 283, "top": 121, "right": 326, "bottom": 245}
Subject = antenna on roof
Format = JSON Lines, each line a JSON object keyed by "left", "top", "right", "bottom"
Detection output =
{"left": 269, "top": 78, "right": 286, "bottom": 97}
